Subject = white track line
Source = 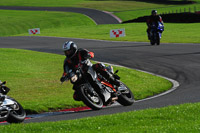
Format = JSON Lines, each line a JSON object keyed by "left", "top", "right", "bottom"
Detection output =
{"left": 98, "top": 61, "right": 180, "bottom": 103}
{"left": 20, "top": 36, "right": 180, "bottom": 102}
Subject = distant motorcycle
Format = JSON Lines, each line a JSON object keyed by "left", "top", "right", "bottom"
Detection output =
{"left": 61, "top": 60, "right": 134, "bottom": 110}
{"left": 0, "top": 81, "right": 26, "bottom": 123}
{"left": 149, "top": 22, "right": 164, "bottom": 45}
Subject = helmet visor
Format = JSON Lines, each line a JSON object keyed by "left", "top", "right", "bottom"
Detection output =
{"left": 64, "top": 49, "right": 73, "bottom": 57}
{"left": 152, "top": 11, "right": 157, "bottom": 16}
{"left": 152, "top": 13, "right": 156, "bottom": 16}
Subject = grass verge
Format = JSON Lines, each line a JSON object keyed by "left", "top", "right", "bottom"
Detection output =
{"left": 0, "top": 0, "right": 199, "bottom": 22}
{"left": 115, "top": 3, "right": 200, "bottom": 21}
{"left": 0, "top": 0, "right": 173, "bottom": 11}
{"left": 18, "top": 22, "right": 200, "bottom": 44}
{"left": 0, "top": 102, "right": 200, "bottom": 132}
{"left": 0, "top": 48, "right": 172, "bottom": 113}
{"left": 0, "top": 10, "right": 95, "bottom": 37}
{"left": 1, "top": 10, "right": 200, "bottom": 43}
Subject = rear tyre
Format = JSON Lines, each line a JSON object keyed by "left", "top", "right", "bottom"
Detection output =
{"left": 6, "top": 97, "right": 26, "bottom": 123}
{"left": 117, "top": 82, "right": 134, "bottom": 106}
{"left": 78, "top": 85, "right": 103, "bottom": 110}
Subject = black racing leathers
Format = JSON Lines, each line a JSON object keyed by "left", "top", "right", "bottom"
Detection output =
{"left": 63, "top": 48, "right": 94, "bottom": 75}
{"left": 146, "top": 15, "right": 163, "bottom": 39}
{"left": 61, "top": 48, "right": 101, "bottom": 100}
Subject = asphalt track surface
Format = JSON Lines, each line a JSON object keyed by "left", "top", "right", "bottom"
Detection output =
{"left": 0, "top": 6, "right": 121, "bottom": 24}
{"left": 1, "top": 36, "right": 200, "bottom": 123}
{"left": 0, "top": 6, "right": 200, "bottom": 124}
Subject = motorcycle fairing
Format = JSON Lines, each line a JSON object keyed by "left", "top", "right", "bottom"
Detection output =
{"left": 2, "top": 98, "right": 15, "bottom": 106}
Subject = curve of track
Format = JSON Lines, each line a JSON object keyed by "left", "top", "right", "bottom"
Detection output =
{"left": 1, "top": 6, "right": 200, "bottom": 123}
{"left": 0, "top": 6, "right": 121, "bottom": 24}
{"left": 1, "top": 36, "right": 200, "bottom": 123}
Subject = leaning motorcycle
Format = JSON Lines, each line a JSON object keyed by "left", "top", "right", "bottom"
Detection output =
{"left": 61, "top": 60, "right": 134, "bottom": 110}
{"left": 149, "top": 22, "right": 164, "bottom": 45}
{"left": 0, "top": 81, "right": 26, "bottom": 123}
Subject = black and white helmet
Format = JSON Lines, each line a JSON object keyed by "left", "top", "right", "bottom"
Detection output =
{"left": 63, "top": 41, "right": 77, "bottom": 58}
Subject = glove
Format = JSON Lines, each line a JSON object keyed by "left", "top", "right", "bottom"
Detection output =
{"left": 60, "top": 76, "right": 67, "bottom": 82}
{"left": 81, "top": 60, "right": 87, "bottom": 65}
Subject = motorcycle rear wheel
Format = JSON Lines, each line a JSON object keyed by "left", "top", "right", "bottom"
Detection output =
{"left": 78, "top": 85, "right": 103, "bottom": 110}
{"left": 117, "top": 82, "right": 134, "bottom": 106}
{"left": 6, "top": 97, "right": 26, "bottom": 123}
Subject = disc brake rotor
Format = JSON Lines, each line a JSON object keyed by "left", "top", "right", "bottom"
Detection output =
{"left": 90, "top": 96, "right": 100, "bottom": 103}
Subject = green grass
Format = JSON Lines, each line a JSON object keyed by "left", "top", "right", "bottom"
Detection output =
{"left": 1, "top": 102, "right": 200, "bottom": 132}
{"left": 0, "top": 0, "right": 198, "bottom": 131}
{"left": 0, "top": 10, "right": 95, "bottom": 37}
{"left": 0, "top": 48, "right": 77, "bottom": 113}
{"left": 0, "top": 0, "right": 173, "bottom": 11}
{"left": 0, "top": 48, "right": 172, "bottom": 113}
{"left": 115, "top": 3, "right": 200, "bottom": 21}
{"left": 78, "top": 1, "right": 170, "bottom": 12}
{"left": 17, "top": 22, "right": 200, "bottom": 44}
{"left": 0, "top": 0, "right": 84, "bottom": 7}
{"left": 0, "top": 0, "right": 199, "bottom": 21}
{"left": 1, "top": 10, "right": 200, "bottom": 43}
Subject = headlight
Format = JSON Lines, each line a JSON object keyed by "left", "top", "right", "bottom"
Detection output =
{"left": 71, "top": 74, "right": 78, "bottom": 82}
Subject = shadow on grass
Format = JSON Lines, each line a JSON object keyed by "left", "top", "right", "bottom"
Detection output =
{"left": 130, "top": 0, "right": 195, "bottom": 5}
{"left": 123, "top": 12, "right": 200, "bottom": 23}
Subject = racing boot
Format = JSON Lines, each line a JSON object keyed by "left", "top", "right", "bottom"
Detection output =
{"left": 101, "top": 71, "right": 121, "bottom": 90}
{"left": 73, "top": 91, "right": 81, "bottom": 101}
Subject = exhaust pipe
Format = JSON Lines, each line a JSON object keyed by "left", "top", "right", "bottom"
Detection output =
{"left": 112, "top": 97, "right": 118, "bottom": 102}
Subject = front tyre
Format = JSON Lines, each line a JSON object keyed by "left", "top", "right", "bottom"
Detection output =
{"left": 78, "top": 85, "right": 103, "bottom": 110}
{"left": 117, "top": 82, "right": 134, "bottom": 106}
{"left": 150, "top": 32, "right": 155, "bottom": 45}
{"left": 150, "top": 39, "right": 155, "bottom": 45}
{"left": 156, "top": 33, "right": 160, "bottom": 45}
{"left": 6, "top": 97, "right": 26, "bottom": 123}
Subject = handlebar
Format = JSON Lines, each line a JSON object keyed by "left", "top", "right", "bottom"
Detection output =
{"left": 0, "top": 81, "right": 6, "bottom": 86}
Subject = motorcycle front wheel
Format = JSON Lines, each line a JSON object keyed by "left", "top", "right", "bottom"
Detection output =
{"left": 6, "top": 97, "right": 26, "bottom": 123}
{"left": 117, "top": 82, "right": 135, "bottom": 106}
{"left": 150, "top": 39, "right": 155, "bottom": 45}
{"left": 78, "top": 85, "right": 103, "bottom": 110}
{"left": 156, "top": 33, "right": 160, "bottom": 45}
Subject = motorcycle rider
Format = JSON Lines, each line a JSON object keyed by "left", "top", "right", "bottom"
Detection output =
{"left": 146, "top": 10, "right": 164, "bottom": 40}
{"left": 60, "top": 41, "right": 120, "bottom": 101}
